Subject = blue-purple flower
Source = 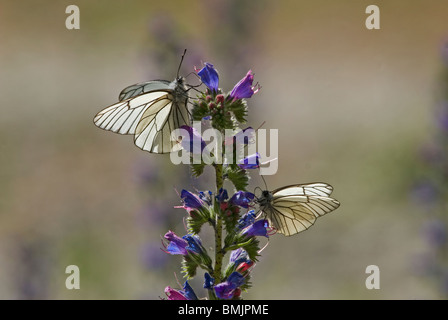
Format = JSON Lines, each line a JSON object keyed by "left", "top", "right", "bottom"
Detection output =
{"left": 196, "top": 62, "right": 219, "bottom": 91}
{"left": 214, "top": 272, "right": 246, "bottom": 300}
{"left": 216, "top": 188, "right": 229, "bottom": 202}
{"left": 179, "top": 125, "right": 207, "bottom": 154}
{"left": 237, "top": 210, "right": 256, "bottom": 229}
{"left": 183, "top": 234, "right": 205, "bottom": 255}
{"left": 242, "top": 219, "right": 270, "bottom": 238}
{"left": 199, "top": 190, "right": 213, "bottom": 205}
{"left": 162, "top": 230, "right": 188, "bottom": 255}
{"left": 162, "top": 232, "right": 206, "bottom": 256}
{"left": 229, "top": 248, "right": 251, "bottom": 267}
{"left": 181, "top": 189, "right": 205, "bottom": 211}
{"left": 238, "top": 153, "right": 260, "bottom": 169}
{"left": 182, "top": 281, "right": 199, "bottom": 300}
{"left": 203, "top": 272, "right": 215, "bottom": 290}
{"left": 230, "top": 70, "right": 260, "bottom": 100}
{"left": 229, "top": 191, "right": 255, "bottom": 208}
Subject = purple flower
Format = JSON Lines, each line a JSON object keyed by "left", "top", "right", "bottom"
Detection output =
{"left": 441, "top": 40, "right": 448, "bottom": 66}
{"left": 229, "top": 70, "right": 260, "bottom": 100}
{"left": 436, "top": 101, "right": 448, "bottom": 133}
{"left": 214, "top": 272, "right": 246, "bottom": 300}
{"left": 411, "top": 180, "right": 438, "bottom": 206}
{"left": 242, "top": 219, "right": 270, "bottom": 238}
{"left": 181, "top": 190, "right": 204, "bottom": 211}
{"left": 183, "top": 234, "right": 204, "bottom": 255}
{"left": 179, "top": 125, "right": 207, "bottom": 154}
{"left": 164, "top": 281, "right": 198, "bottom": 300}
{"left": 423, "top": 219, "right": 447, "bottom": 248}
{"left": 216, "top": 188, "right": 229, "bottom": 202}
{"left": 164, "top": 286, "right": 187, "bottom": 300}
{"left": 203, "top": 272, "right": 215, "bottom": 290}
{"left": 238, "top": 153, "right": 260, "bottom": 169}
{"left": 229, "top": 248, "right": 251, "bottom": 266}
{"left": 196, "top": 62, "right": 219, "bottom": 91}
{"left": 229, "top": 191, "right": 255, "bottom": 208}
{"left": 182, "top": 281, "right": 198, "bottom": 300}
{"left": 237, "top": 210, "right": 256, "bottom": 229}
{"left": 162, "top": 230, "right": 188, "bottom": 255}
{"left": 199, "top": 190, "right": 213, "bottom": 205}
{"left": 141, "top": 243, "right": 169, "bottom": 269}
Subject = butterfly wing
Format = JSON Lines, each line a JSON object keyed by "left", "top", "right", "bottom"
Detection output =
{"left": 93, "top": 79, "right": 190, "bottom": 153}
{"left": 118, "top": 80, "right": 171, "bottom": 101}
{"left": 134, "top": 91, "right": 189, "bottom": 153}
{"left": 261, "top": 183, "right": 340, "bottom": 236}
{"left": 93, "top": 91, "right": 169, "bottom": 135}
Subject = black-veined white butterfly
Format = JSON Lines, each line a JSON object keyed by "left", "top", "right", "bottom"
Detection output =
{"left": 93, "top": 52, "right": 191, "bottom": 153}
{"left": 257, "top": 183, "right": 340, "bottom": 236}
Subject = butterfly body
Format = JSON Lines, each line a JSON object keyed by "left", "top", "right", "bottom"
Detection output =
{"left": 94, "top": 77, "right": 190, "bottom": 154}
{"left": 257, "top": 183, "right": 340, "bottom": 236}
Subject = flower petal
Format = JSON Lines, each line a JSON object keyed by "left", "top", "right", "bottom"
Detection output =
{"left": 163, "top": 230, "right": 188, "bottom": 255}
{"left": 165, "top": 286, "right": 187, "bottom": 300}
{"left": 181, "top": 190, "right": 204, "bottom": 210}
{"left": 238, "top": 153, "right": 260, "bottom": 169}
{"left": 179, "top": 125, "right": 207, "bottom": 154}
{"left": 230, "top": 70, "right": 259, "bottom": 99}
{"left": 197, "top": 62, "right": 219, "bottom": 91}
{"left": 229, "top": 191, "right": 255, "bottom": 208}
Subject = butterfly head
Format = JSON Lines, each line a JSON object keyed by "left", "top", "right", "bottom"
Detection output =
{"left": 169, "top": 77, "right": 188, "bottom": 101}
{"left": 257, "top": 190, "right": 273, "bottom": 207}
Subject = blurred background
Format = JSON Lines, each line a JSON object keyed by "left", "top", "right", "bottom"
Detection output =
{"left": 1, "top": 0, "right": 448, "bottom": 299}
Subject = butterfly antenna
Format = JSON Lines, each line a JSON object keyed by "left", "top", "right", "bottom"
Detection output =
{"left": 177, "top": 49, "right": 187, "bottom": 78}
{"left": 260, "top": 174, "right": 268, "bottom": 190}
{"left": 255, "top": 120, "right": 266, "bottom": 132}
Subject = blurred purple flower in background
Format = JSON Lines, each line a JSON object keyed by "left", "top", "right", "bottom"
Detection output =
{"left": 141, "top": 243, "right": 170, "bottom": 269}
{"left": 410, "top": 180, "right": 438, "bottom": 206}
{"left": 412, "top": 39, "right": 448, "bottom": 299}
{"left": 423, "top": 219, "right": 447, "bottom": 248}
{"left": 436, "top": 101, "right": 448, "bottom": 133}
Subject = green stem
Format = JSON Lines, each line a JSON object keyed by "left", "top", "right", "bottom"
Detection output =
{"left": 213, "top": 164, "right": 224, "bottom": 283}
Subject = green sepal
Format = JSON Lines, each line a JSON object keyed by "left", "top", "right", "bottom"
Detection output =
{"left": 186, "top": 207, "right": 212, "bottom": 234}
{"left": 226, "top": 98, "right": 248, "bottom": 124}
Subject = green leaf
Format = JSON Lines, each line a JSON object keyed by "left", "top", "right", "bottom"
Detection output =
{"left": 186, "top": 207, "right": 212, "bottom": 234}
{"left": 191, "top": 163, "right": 205, "bottom": 178}
{"left": 224, "top": 166, "right": 249, "bottom": 191}
{"left": 181, "top": 255, "right": 198, "bottom": 279}
{"left": 226, "top": 99, "right": 248, "bottom": 124}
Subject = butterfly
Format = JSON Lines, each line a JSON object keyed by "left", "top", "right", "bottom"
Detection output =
{"left": 256, "top": 183, "right": 340, "bottom": 236}
{"left": 93, "top": 53, "right": 191, "bottom": 154}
